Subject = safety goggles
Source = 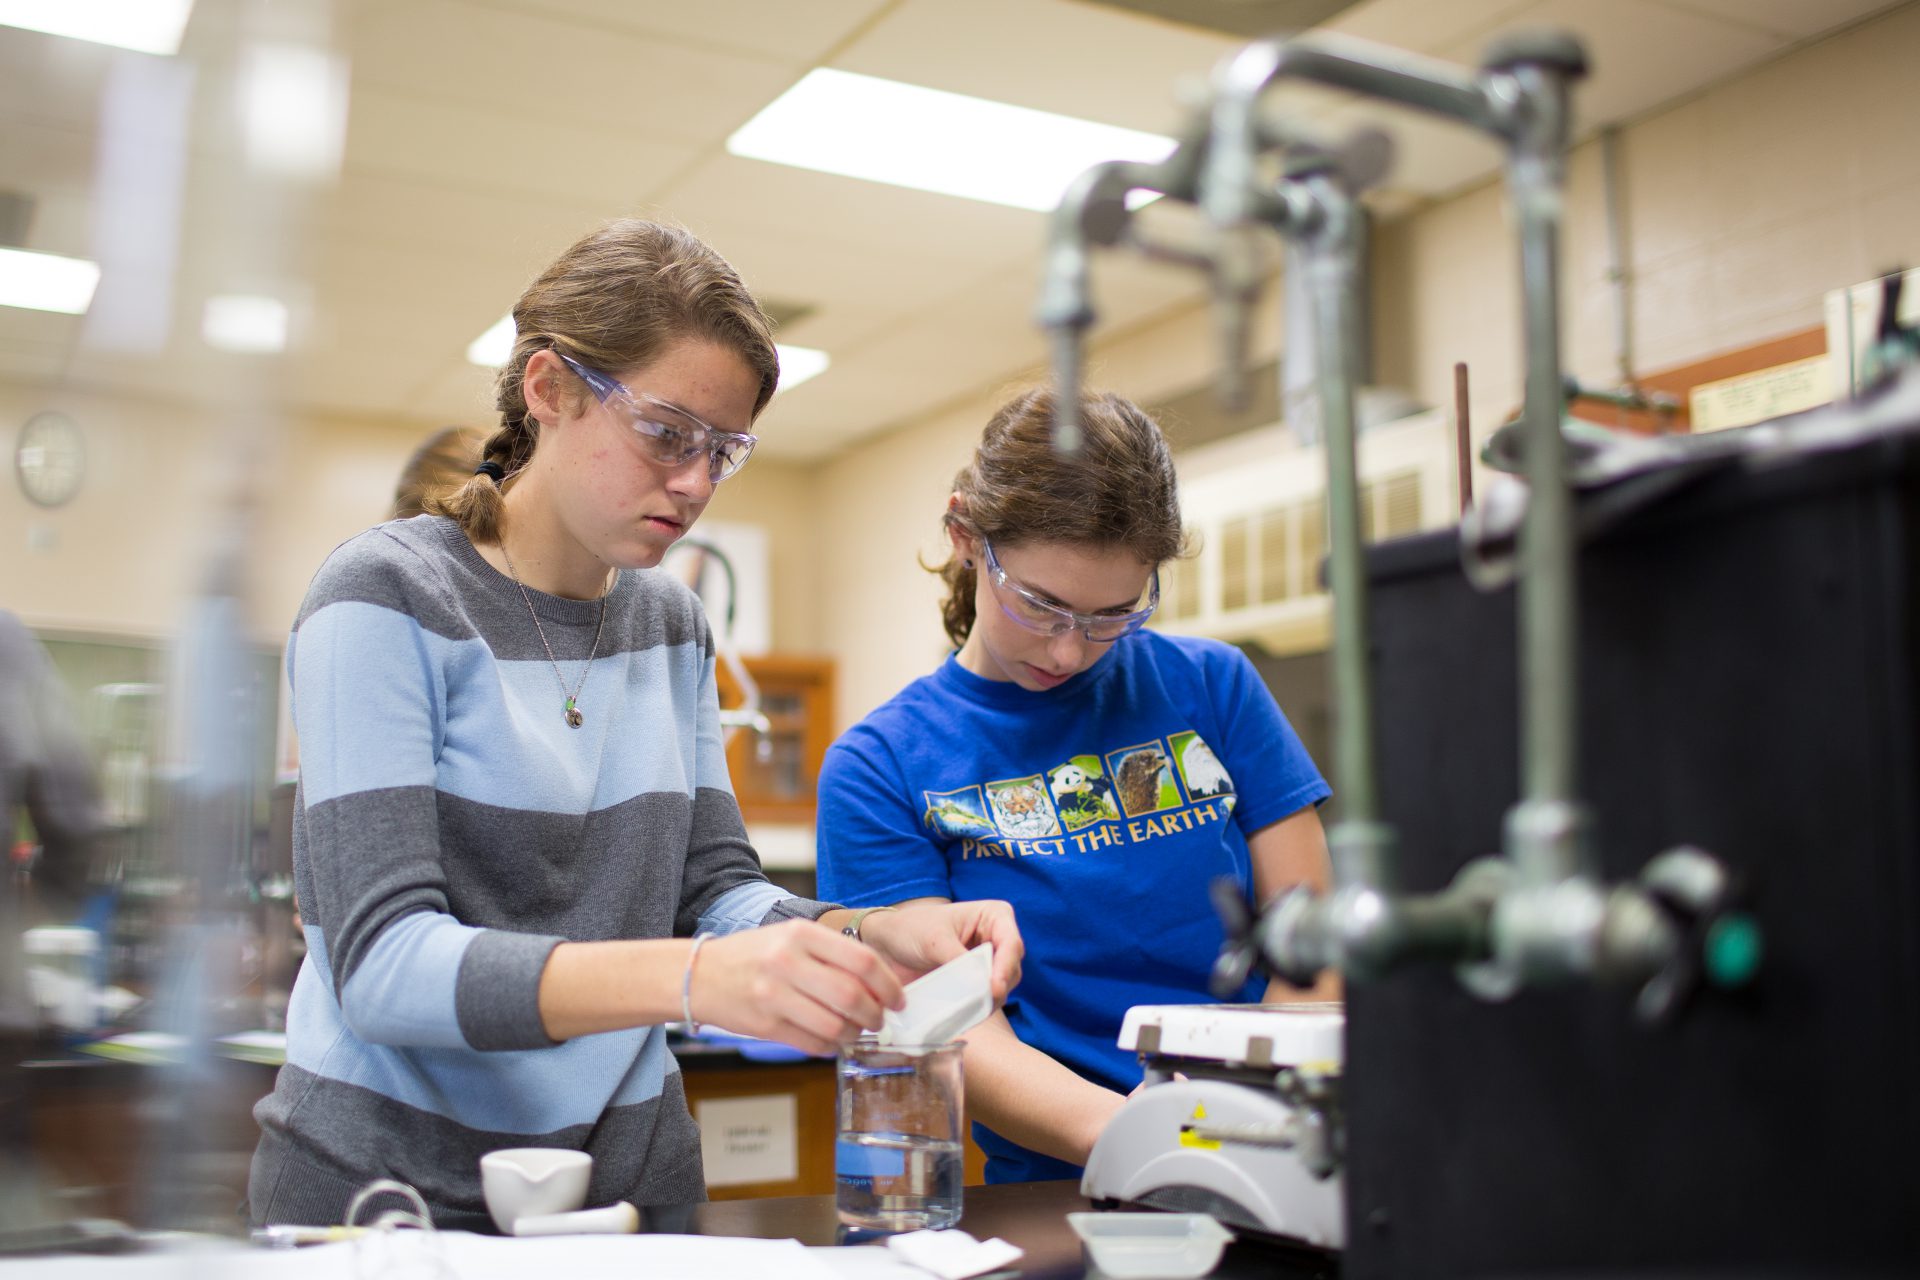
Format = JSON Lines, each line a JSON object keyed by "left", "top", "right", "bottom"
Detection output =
{"left": 981, "top": 537, "right": 1159, "bottom": 642}
{"left": 556, "top": 351, "right": 757, "bottom": 483}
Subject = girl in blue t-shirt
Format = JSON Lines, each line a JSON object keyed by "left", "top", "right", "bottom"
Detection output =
{"left": 817, "top": 388, "right": 1335, "bottom": 1185}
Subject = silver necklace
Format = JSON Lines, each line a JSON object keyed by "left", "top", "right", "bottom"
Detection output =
{"left": 500, "top": 545, "right": 609, "bottom": 728}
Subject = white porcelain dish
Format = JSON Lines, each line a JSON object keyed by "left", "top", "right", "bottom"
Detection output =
{"left": 479, "top": 1148, "right": 592, "bottom": 1234}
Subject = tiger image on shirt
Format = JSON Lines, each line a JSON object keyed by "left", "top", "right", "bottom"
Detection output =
{"left": 984, "top": 775, "right": 1061, "bottom": 839}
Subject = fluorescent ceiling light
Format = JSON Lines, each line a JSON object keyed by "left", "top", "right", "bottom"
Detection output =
{"left": 728, "top": 68, "right": 1176, "bottom": 212}
{"left": 202, "top": 294, "right": 288, "bottom": 353}
{"left": 238, "top": 42, "right": 350, "bottom": 180}
{"left": 467, "top": 315, "right": 832, "bottom": 394}
{"left": 0, "top": 0, "right": 195, "bottom": 55}
{"left": 467, "top": 314, "right": 516, "bottom": 368}
{"left": 0, "top": 247, "right": 101, "bottom": 315}
{"left": 776, "top": 345, "right": 829, "bottom": 394}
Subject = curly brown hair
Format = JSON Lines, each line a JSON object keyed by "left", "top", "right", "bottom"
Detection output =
{"left": 936, "top": 388, "right": 1189, "bottom": 649}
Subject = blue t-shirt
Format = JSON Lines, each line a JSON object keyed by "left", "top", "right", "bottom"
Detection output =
{"left": 816, "top": 631, "right": 1329, "bottom": 1184}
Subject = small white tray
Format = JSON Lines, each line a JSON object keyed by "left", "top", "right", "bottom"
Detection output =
{"left": 1066, "top": 1211, "right": 1234, "bottom": 1278}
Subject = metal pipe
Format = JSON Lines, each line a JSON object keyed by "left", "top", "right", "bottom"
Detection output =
{"left": 1194, "top": 37, "right": 1518, "bottom": 901}
{"left": 1295, "top": 172, "right": 1379, "bottom": 837}
{"left": 1207, "top": 32, "right": 1587, "bottom": 834}
{"left": 1207, "top": 36, "right": 1497, "bottom": 234}
{"left": 1036, "top": 191, "right": 1098, "bottom": 455}
{"left": 1036, "top": 136, "right": 1209, "bottom": 455}
{"left": 1256, "top": 858, "right": 1500, "bottom": 985}
{"left": 1500, "top": 57, "right": 1592, "bottom": 888}
{"left": 1212, "top": 29, "right": 1595, "bottom": 886}
{"left": 1187, "top": 30, "right": 1615, "bottom": 992}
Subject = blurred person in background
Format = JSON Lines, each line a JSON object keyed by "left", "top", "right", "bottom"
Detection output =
{"left": 390, "top": 424, "right": 485, "bottom": 521}
{"left": 0, "top": 610, "right": 102, "bottom": 1227}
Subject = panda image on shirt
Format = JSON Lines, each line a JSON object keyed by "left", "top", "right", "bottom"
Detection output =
{"left": 1046, "top": 759, "right": 1118, "bottom": 830}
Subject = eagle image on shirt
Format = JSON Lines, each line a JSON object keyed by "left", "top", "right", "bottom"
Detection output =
{"left": 1171, "top": 730, "right": 1234, "bottom": 798}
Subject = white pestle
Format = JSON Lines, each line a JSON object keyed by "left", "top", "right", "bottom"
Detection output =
{"left": 511, "top": 1201, "right": 641, "bottom": 1236}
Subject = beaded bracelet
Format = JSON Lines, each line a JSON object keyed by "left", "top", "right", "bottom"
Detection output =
{"left": 682, "top": 932, "right": 713, "bottom": 1034}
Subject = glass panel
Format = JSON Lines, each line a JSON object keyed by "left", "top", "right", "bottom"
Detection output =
{"left": 1258, "top": 505, "right": 1293, "bottom": 603}
{"left": 1178, "top": 559, "right": 1202, "bottom": 619}
{"left": 772, "top": 735, "right": 804, "bottom": 799}
{"left": 1220, "top": 516, "right": 1251, "bottom": 612}
{"left": 1298, "top": 497, "right": 1326, "bottom": 596}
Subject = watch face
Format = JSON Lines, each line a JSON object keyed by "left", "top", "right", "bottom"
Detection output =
{"left": 15, "top": 410, "right": 86, "bottom": 508}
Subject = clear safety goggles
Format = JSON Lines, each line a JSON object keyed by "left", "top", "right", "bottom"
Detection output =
{"left": 981, "top": 537, "right": 1159, "bottom": 642}
{"left": 556, "top": 351, "right": 757, "bottom": 483}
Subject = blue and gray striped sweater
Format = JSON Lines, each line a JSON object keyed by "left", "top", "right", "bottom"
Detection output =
{"left": 248, "top": 515, "right": 830, "bottom": 1227}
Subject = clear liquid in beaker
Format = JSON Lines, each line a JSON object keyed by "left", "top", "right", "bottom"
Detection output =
{"left": 835, "top": 1131, "right": 963, "bottom": 1230}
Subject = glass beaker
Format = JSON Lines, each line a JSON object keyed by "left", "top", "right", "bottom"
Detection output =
{"left": 836, "top": 1037, "right": 964, "bottom": 1231}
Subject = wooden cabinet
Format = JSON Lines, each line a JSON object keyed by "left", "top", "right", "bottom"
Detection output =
{"left": 717, "top": 656, "right": 835, "bottom": 826}
{"left": 679, "top": 1057, "right": 838, "bottom": 1200}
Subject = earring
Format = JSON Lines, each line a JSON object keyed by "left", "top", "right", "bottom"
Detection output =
{"left": 964, "top": 559, "right": 974, "bottom": 568}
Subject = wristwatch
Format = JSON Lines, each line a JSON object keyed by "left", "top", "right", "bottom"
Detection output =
{"left": 841, "top": 905, "right": 897, "bottom": 941}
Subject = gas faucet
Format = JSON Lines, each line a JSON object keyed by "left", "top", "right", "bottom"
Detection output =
{"left": 1183, "top": 30, "right": 1751, "bottom": 1008}
{"left": 1036, "top": 120, "right": 1217, "bottom": 455}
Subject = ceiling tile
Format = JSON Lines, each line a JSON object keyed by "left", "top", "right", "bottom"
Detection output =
{"left": 1324, "top": 0, "right": 1537, "bottom": 55}
{"left": 655, "top": 151, "right": 1044, "bottom": 265}
{"left": 312, "top": 171, "right": 621, "bottom": 266}
{"left": 341, "top": 86, "right": 701, "bottom": 211}
{"left": 1438, "top": 0, "right": 1787, "bottom": 134}
{"left": 475, "top": 0, "right": 894, "bottom": 64}
{"left": 1657, "top": 0, "right": 1904, "bottom": 41}
{"left": 835, "top": 0, "right": 1238, "bottom": 133}
{"left": 0, "top": 29, "right": 114, "bottom": 132}
{"left": 349, "top": 0, "right": 803, "bottom": 147}
{"left": 687, "top": 214, "right": 1039, "bottom": 354}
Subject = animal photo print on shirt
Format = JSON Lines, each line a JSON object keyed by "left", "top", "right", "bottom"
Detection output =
{"left": 919, "top": 732, "right": 1238, "bottom": 859}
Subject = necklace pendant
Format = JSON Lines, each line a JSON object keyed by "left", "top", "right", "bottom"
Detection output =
{"left": 565, "top": 697, "right": 583, "bottom": 729}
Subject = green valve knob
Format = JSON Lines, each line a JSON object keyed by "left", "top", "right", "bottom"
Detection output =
{"left": 1703, "top": 913, "right": 1762, "bottom": 988}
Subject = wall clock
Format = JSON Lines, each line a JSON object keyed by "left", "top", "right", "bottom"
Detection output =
{"left": 15, "top": 410, "right": 86, "bottom": 508}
